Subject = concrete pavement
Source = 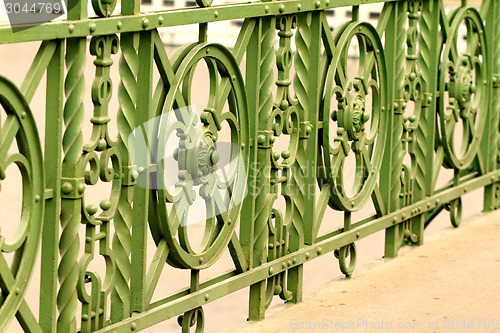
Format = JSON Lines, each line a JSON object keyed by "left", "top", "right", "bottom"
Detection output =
{"left": 237, "top": 210, "right": 500, "bottom": 333}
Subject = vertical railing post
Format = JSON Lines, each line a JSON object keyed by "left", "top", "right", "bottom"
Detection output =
{"left": 383, "top": 1, "right": 407, "bottom": 258}
{"left": 130, "top": 29, "right": 154, "bottom": 314}
{"left": 57, "top": 0, "right": 87, "bottom": 330}
{"left": 40, "top": 39, "right": 64, "bottom": 333}
{"left": 482, "top": 0, "right": 500, "bottom": 211}
{"left": 289, "top": 10, "right": 322, "bottom": 303}
{"left": 413, "top": 0, "right": 441, "bottom": 244}
{"left": 245, "top": 15, "right": 276, "bottom": 321}
{"left": 112, "top": 0, "right": 140, "bottom": 322}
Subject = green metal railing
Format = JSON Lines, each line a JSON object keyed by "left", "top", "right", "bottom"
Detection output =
{"left": 0, "top": 0, "right": 498, "bottom": 330}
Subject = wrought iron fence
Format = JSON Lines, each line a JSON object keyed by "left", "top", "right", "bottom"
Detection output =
{"left": 0, "top": 0, "right": 498, "bottom": 331}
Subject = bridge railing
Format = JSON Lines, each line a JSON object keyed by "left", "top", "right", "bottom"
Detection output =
{"left": 0, "top": 0, "right": 498, "bottom": 331}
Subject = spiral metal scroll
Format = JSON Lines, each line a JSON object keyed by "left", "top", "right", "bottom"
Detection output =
{"left": 321, "top": 22, "right": 388, "bottom": 211}
{"left": 438, "top": 7, "right": 488, "bottom": 170}
{"left": 150, "top": 43, "right": 249, "bottom": 270}
{"left": 334, "top": 243, "right": 357, "bottom": 277}
{"left": 0, "top": 76, "right": 43, "bottom": 330}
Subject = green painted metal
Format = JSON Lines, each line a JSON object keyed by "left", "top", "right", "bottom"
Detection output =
{"left": 0, "top": 0, "right": 498, "bottom": 331}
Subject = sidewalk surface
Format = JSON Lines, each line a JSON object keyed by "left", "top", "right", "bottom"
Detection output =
{"left": 237, "top": 210, "right": 500, "bottom": 333}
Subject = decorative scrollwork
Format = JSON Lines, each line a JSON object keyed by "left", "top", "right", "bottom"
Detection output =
{"left": 334, "top": 243, "right": 357, "bottom": 278}
{"left": 0, "top": 76, "right": 44, "bottom": 330}
{"left": 321, "top": 21, "right": 388, "bottom": 211}
{"left": 77, "top": 220, "right": 115, "bottom": 333}
{"left": 92, "top": 0, "right": 117, "bottom": 18}
{"left": 265, "top": 208, "right": 292, "bottom": 308}
{"left": 446, "top": 197, "right": 462, "bottom": 227}
{"left": 271, "top": 14, "right": 301, "bottom": 168}
{"left": 71, "top": 33, "right": 121, "bottom": 331}
{"left": 194, "top": 0, "right": 213, "bottom": 8}
{"left": 178, "top": 307, "right": 204, "bottom": 333}
{"left": 438, "top": 7, "right": 488, "bottom": 170}
{"left": 150, "top": 42, "right": 249, "bottom": 270}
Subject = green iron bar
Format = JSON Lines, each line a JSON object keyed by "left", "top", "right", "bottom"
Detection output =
{"left": 0, "top": 0, "right": 499, "bottom": 331}
{"left": 2, "top": 0, "right": 405, "bottom": 44}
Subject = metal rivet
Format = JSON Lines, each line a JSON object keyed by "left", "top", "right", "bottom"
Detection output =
{"left": 142, "top": 18, "right": 149, "bottom": 28}
{"left": 21, "top": 111, "right": 26, "bottom": 118}
{"left": 297, "top": 3, "right": 301, "bottom": 10}
{"left": 35, "top": 194, "right": 40, "bottom": 202}
{"left": 402, "top": 213, "right": 406, "bottom": 220}
{"left": 282, "top": 262, "right": 286, "bottom": 269}
{"left": 131, "top": 322, "right": 137, "bottom": 331}
{"left": 61, "top": 182, "right": 73, "bottom": 194}
{"left": 69, "top": 24, "right": 75, "bottom": 33}
{"left": 292, "top": 257, "right": 297, "bottom": 264}
{"left": 199, "top": 257, "right": 203, "bottom": 264}
{"left": 117, "top": 21, "right": 122, "bottom": 29}
{"left": 86, "top": 236, "right": 92, "bottom": 243}
{"left": 15, "top": 288, "right": 20, "bottom": 295}
{"left": 317, "top": 247, "right": 322, "bottom": 255}
{"left": 159, "top": 16, "right": 163, "bottom": 25}
{"left": 214, "top": 10, "right": 219, "bottom": 18}
{"left": 305, "top": 252, "right": 310, "bottom": 259}
{"left": 393, "top": 217, "right": 397, "bottom": 224}
{"left": 288, "top": 260, "right": 292, "bottom": 267}
{"left": 269, "top": 267, "right": 274, "bottom": 275}
{"left": 356, "top": 232, "right": 360, "bottom": 239}
{"left": 279, "top": 4, "right": 285, "bottom": 12}
{"left": 205, "top": 294, "right": 209, "bottom": 301}
{"left": 315, "top": 0, "right": 321, "bottom": 7}
{"left": 87, "top": 204, "right": 98, "bottom": 215}
{"left": 90, "top": 23, "right": 96, "bottom": 33}
{"left": 82, "top": 314, "right": 89, "bottom": 321}
{"left": 265, "top": 5, "right": 269, "bottom": 13}
{"left": 100, "top": 200, "right": 112, "bottom": 211}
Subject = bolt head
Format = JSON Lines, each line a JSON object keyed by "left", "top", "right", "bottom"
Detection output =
{"left": 87, "top": 204, "right": 98, "bottom": 215}
{"left": 61, "top": 182, "right": 73, "bottom": 194}
{"left": 100, "top": 200, "right": 112, "bottom": 211}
